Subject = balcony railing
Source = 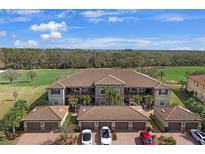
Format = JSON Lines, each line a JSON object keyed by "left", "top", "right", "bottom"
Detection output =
{"left": 66, "top": 92, "right": 95, "bottom": 98}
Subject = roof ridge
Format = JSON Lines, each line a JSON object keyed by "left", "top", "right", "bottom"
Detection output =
{"left": 165, "top": 106, "right": 176, "bottom": 120}
{"left": 129, "top": 106, "right": 150, "bottom": 120}
{"left": 48, "top": 106, "right": 61, "bottom": 120}
{"left": 130, "top": 69, "right": 170, "bottom": 89}
{"left": 94, "top": 74, "right": 125, "bottom": 85}
{"left": 107, "top": 74, "right": 126, "bottom": 84}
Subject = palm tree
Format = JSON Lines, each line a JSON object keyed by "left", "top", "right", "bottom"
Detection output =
{"left": 132, "top": 95, "right": 142, "bottom": 105}
{"left": 157, "top": 71, "right": 165, "bottom": 81}
{"left": 103, "top": 86, "right": 113, "bottom": 105}
{"left": 3, "top": 100, "right": 28, "bottom": 134}
{"left": 144, "top": 95, "right": 154, "bottom": 109}
{"left": 68, "top": 97, "right": 78, "bottom": 111}
{"left": 82, "top": 95, "right": 92, "bottom": 106}
{"left": 111, "top": 90, "right": 121, "bottom": 105}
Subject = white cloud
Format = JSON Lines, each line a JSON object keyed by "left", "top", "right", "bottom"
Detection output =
{"left": 41, "top": 31, "right": 62, "bottom": 41}
{"left": 0, "top": 31, "right": 6, "bottom": 37}
{"left": 3, "top": 9, "right": 42, "bottom": 15}
{"left": 81, "top": 10, "right": 119, "bottom": 18}
{"left": 108, "top": 16, "right": 123, "bottom": 23}
{"left": 14, "top": 40, "right": 38, "bottom": 48}
{"left": 30, "top": 21, "right": 67, "bottom": 32}
{"left": 154, "top": 14, "right": 185, "bottom": 22}
{"left": 61, "top": 37, "right": 159, "bottom": 49}
{"left": 171, "top": 46, "right": 192, "bottom": 50}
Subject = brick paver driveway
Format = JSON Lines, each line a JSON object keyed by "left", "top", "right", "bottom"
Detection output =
{"left": 90, "top": 132, "right": 197, "bottom": 145}
{"left": 17, "top": 132, "right": 60, "bottom": 145}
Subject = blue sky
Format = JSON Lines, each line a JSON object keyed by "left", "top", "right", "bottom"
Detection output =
{"left": 0, "top": 9, "right": 205, "bottom": 50}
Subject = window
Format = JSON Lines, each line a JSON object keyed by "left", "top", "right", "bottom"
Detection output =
{"left": 130, "top": 88, "right": 137, "bottom": 92}
{"left": 159, "top": 100, "right": 165, "bottom": 106}
{"left": 197, "top": 83, "right": 199, "bottom": 87}
{"left": 51, "top": 89, "right": 60, "bottom": 95}
{"left": 100, "top": 89, "right": 105, "bottom": 95}
{"left": 159, "top": 89, "right": 168, "bottom": 95}
{"left": 194, "top": 91, "right": 198, "bottom": 96}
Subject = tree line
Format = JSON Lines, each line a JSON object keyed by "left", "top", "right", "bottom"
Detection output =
{"left": 1, "top": 48, "right": 205, "bottom": 69}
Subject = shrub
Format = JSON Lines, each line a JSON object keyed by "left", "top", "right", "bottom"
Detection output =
{"left": 150, "top": 114, "right": 167, "bottom": 132}
{"left": 112, "top": 130, "right": 117, "bottom": 141}
{"left": 146, "top": 122, "right": 153, "bottom": 132}
{"left": 158, "top": 136, "right": 176, "bottom": 145}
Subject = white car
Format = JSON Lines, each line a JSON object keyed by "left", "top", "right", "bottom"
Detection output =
{"left": 100, "top": 126, "right": 112, "bottom": 145}
{"left": 82, "top": 129, "right": 92, "bottom": 145}
{"left": 189, "top": 129, "right": 205, "bottom": 145}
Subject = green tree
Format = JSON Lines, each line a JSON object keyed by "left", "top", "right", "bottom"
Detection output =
{"left": 157, "top": 71, "right": 165, "bottom": 81}
{"left": 82, "top": 95, "right": 92, "bottom": 106}
{"left": 111, "top": 89, "right": 121, "bottom": 105}
{"left": 68, "top": 97, "right": 78, "bottom": 111}
{"left": 132, "top": 95, "right": 142, "bottom": 105}
{"left": 12, "top": 91, "right": 18, "bottom": 101}
{"left": 103, "top": 86, "right": 113, "bottom": 105}
{"left": 4, "top": 68, "right": 20, "bottom": 84}
{"left": 27, "top": 70, "right": 37, "bottom": 82}
{"left": 144, "top": 95, "right": 154, "bottom": 109}
{"left": 3, "top": 99, "right": 28, "bottom": 134}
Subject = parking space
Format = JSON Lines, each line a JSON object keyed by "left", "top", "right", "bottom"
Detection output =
{"left": 17, "top": 132, "right": 60, "bottom": 145}
{"left": 89, "top": 132, "right": 197, "bottom": 145}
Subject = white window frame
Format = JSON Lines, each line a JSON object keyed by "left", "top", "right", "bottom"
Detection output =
{"left": 159, "top": 89, "right": 168, "bottom": 96}
{"left": 51, "top": 89, "right": 61, "bottom": 95}
{"left": 159, "top": 100, "right": 165, "bottom": 106}
{"left": 100, "top": 89, "right": 106, "bottom": 95}
{"left": 130, "top": 88, "right": 137, "bottom": 92}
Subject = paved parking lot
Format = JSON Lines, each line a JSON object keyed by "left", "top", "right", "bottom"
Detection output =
{"left": 89, "top": 132, "right": 197, "bottom": 145}
{"left": 17, "top": 132, "right": 60, "bottom": 145}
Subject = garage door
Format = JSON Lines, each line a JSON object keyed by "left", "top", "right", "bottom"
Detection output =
{"left": 45, "top": 122, "right": 58, "bottom": 131}
{"left": 115, "top": 122, "right": 129, "bottom": 131}
{"left": 168, "top": 122, "right": 181, "bottom": 131}
{"left": 98, "top": 122, "right": 112, "bottom": 130}
{"left": 27, "top": 122, "right": 41, "bottom": 131}
{"left": 81, "top": 122, "right": 95, "bottom": 130}
{"left": 185, "top": 122, "right": 198, "bottom": 131}
{"left": 132, "top": 122, "right": 146, "bottom": 130}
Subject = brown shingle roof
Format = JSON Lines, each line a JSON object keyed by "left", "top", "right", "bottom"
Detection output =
{"left": 22, "top": 106, "right": 69, "bottom": 121}
{"left": 48, "top": 81, "right": 65, "bottom": 89}
{"left": 153, "top": 106, "right": 202, "bottom": 121}
{"left": 77, "top": 106, "right": 150, "bottom": 121}
{"left": 188, "top": 74, "right": 205, "bottom": 86}
{"left": 94, "top": 74, "right": 126, "bottom": 85}
{"left": 49, "top": 68, "right": 170, "bottom": 89}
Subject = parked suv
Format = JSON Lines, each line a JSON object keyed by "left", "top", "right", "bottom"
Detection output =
{"left": 189, "top": 129, "right": 205, "bottom": 145}
{"left": 100, "top": 126, "right": 112, "bottom": 145}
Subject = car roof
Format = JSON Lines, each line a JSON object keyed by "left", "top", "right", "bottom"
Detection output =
{"left": 142, "top": 131, "right": 152, "bottom": 139}
{"left": 82, "top": 129, "right": 92, "bottom": 133}
{"left": 101, "top": 126, "right": 110, "bottom": 129}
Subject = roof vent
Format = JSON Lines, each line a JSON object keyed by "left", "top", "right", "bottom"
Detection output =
{"left": 32, "top": 108, "right": 37, "bottom": 112}
{"left": 60, "top": 108, "right": 63, "bottom": 112}
{"left": 161, "top": 109, "right": 165, "bottom": 113}
{"left": 83, "top": 108, "right": 86, "bottom": 112}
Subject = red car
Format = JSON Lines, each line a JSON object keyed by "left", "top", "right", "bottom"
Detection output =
{"left": 140, "top": 131, "right": 155, "bottom": 145}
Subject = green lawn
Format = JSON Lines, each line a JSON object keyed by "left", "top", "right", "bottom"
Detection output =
{"left": 157, "top": 66, "right": 205, "bottom": 81}
{"left": 0, "top": 69, "right": 80, "bottom": 120}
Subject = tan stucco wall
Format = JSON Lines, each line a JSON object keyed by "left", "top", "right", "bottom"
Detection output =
{"left": 154, "top": 89, "right": 171, "bottom": 106}
{"left": 187, "top": 78, "right": 205, "bottom": 102}
{"left": 48, "top": 88, "right": 65, "bottom": 105}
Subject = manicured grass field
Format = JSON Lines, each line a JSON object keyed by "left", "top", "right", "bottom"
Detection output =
{"left": 157, "top": 66, "right": 205, "bottom": 81}
{"left": 0, "top": 69, "right": 80, "bottom": 120}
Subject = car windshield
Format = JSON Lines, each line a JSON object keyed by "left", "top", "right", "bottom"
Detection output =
{"left": 199, "top": 132, "right": 205, "bottom": 137}
{"left": 145, "top": 138, "right": 153, "bottom": 144}
{"left": 102, "top": 129, "right": 110, "bottom": 138}
{"left": 83, "top": 133, "right": 91, "bottom": 141}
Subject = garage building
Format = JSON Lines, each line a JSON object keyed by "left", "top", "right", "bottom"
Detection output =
{"left": 77, "top": 106, "right": 150, "bottom": 131}
{"left": 22, "top": 106, "right": 69, "bottom": 132}
{"left": 153, "top": 106, "right": 202, "bottom": 132}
